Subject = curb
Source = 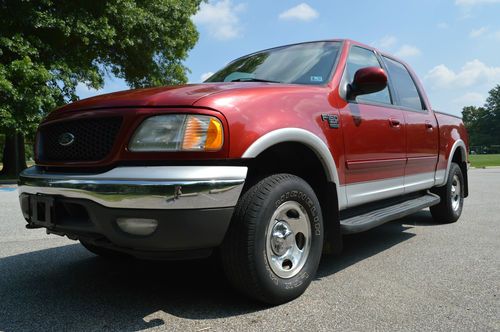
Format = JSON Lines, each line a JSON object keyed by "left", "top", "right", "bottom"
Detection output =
{"left": 0, "top": 180, "right": 18, "bottom": 185}
{"left": 469, "top": 166, "right": 500, "bottom": 169}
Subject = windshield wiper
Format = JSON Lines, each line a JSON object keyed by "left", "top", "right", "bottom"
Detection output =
{"left": 231, "top": 78, "right": 282, "bottom": 83}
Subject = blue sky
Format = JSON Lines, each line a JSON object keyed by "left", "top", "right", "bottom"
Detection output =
{"left": 76, "top": 0, "right": 500, "bottom": 116}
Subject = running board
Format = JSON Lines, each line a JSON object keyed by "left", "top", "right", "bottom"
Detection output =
{"left": 340, "top": 193, "right": 440, "bottom": 234}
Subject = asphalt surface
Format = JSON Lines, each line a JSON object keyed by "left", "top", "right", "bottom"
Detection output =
{"left": 0, "top": 169, "right": 499, "bottom": 332}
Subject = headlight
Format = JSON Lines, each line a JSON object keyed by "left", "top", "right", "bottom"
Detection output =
{"left": 129, "top": 114, "right": 223, "bottom": 152}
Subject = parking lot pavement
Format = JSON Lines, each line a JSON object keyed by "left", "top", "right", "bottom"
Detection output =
{"left": 0, "top": 168, "right": 499, "bottom": 331}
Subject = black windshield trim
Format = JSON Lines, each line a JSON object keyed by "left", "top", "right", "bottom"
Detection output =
{"left": 230, "top": 78, "right": 282, "bottom": 83}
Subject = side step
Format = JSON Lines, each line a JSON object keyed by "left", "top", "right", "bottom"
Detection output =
{"left": 340, "top": 193, "right": 440, "bottom": 234}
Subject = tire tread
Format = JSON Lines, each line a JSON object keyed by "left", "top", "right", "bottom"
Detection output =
{"left": 221, "top": 173, "right": 302, "bottom": 303}
{"left": 430, "top": 162, "right": 464, "bottom": 223}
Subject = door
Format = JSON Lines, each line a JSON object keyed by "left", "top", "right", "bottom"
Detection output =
{"left": 340, "top": 46, "right": 406, "bottom": 207}
{"left": 382, "top": 56, "right": 439, "bottom": 193}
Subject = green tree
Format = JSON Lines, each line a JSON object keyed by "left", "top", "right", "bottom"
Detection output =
{"left": 462, "top": 85, "right": 500, "bottom": 151}
{"left": 0, "top": 0, "right": 202, "bottom": 177}
{"left": 462, "top": 105, "right": 489, "bottom": 147}
{"left": 483, "top": 85, "right": 500, "bottom": 145}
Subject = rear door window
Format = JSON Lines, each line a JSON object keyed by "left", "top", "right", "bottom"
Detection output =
{"left": 383, "top": 57, "right": 425, "bottom": 111}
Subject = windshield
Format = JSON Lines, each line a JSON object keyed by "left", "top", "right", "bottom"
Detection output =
{"left": 205, "top": 41, "right": 341, "bottom": 85}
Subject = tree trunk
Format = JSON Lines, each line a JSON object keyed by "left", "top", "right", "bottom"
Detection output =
{"left": 0, "top": 131, "right": 28, "bottom": 178}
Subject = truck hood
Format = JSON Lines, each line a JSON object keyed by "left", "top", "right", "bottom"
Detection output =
{"left": 55, "top": 83, "right": 253, "bottom": 113}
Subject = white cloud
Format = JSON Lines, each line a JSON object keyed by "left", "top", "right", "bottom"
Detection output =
{"left": 76, "top": 83, "right": 100, "bottom": 99}
{"left": 200, "top": 72, "right": 214, "bottom": 82}
{"left": 279, "top": 3, "right": 319, "bottom": 22}
{"left": 426, "top": 59, "right": 500, "bottom": 89}
{"left": 192, "top": 0, "right": 245, "bottom": 40}
{"left": 75, "top": 76, "right": 128, "bottom": 99}
{"left": 426, "top": 65, "right": 455, "bottom": 88}
{"left": 455, "top": 0, "right": 500, "bottom": 5}
{"left": 373, "top": 35, "right": 398, "bottom": 49}
{"left": 468, "top": 28, "right": 500, "bottom": 40}
{"left": 395, "top": 45, "right": 421, "bottom": 58}
{"left": 372, "top": 37, "right": 421, "bottom": 58}
{"left": 469, "top": 27, "right": 488, "bottom": 38}
{"left": 453, "top": 92, "right": 485, "bottom": 106}
{"left": 437, "top": 22, "right": 449, "bottom": 29}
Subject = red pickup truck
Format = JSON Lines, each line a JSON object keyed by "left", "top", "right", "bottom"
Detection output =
{"left": 19, "top": 39, "right": 468, "bottom": 304}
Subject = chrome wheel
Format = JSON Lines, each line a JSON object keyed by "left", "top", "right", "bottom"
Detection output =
{"left": 265, "top": 201, "right": 311, "bottom": 279}
{"left": 451, "top": 174, "right": 461, "bottom": 211}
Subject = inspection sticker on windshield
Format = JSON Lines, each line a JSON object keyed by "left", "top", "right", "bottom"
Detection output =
{"left": 310, "top": 76, "right": 323, "bottom": 82}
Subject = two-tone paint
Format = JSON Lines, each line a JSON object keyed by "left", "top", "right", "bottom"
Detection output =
{"left": 36, "top": 39, "right": 468, "bottom": 210}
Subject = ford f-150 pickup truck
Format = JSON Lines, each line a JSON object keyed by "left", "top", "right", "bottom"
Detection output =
{"left": 18, "top": 39, "right": 469, "bottom": 304}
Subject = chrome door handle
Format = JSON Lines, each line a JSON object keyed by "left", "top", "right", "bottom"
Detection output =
{"left": 389, "top": 118, "right": 400, "bottom": 127}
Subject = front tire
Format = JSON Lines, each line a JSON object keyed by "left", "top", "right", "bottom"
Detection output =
{"left": 221, "top": 174, "right": 324, "bottom": 304}
{"left": 430, "top": 162, "right": 464, "bottom": 223}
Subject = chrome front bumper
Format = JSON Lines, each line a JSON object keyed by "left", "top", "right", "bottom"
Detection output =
{"left": 19, "top": 166, "right": 247, "bottom": 210}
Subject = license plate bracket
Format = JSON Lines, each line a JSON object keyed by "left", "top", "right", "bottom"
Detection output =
{"left": 30, "top": 195, "right": 55, "bottom": 227}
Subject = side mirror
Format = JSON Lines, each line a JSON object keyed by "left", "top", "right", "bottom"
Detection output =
{"left": 347, "top": 67, "right": 387, "bottom": 100}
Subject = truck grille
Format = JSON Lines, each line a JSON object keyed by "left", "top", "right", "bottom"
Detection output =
{"left": 37, "top": 117, "right": 123, "bottom": 162}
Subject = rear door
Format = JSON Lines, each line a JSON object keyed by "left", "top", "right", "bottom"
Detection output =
{"left": 340, "top": 46, "right": 406, "bottom": 207}
{"left": 381, "top": 56, "right": 438, "bottom": 193}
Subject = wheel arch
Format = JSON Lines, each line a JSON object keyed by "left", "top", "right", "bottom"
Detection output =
{"left": 242, "top": 128, "right": 341, "bottom": 184}
{"left": 439, "top": 139, "right": 468, "bottom": 197}
{"left": 241, "top": 128, "right": 344, "bottom": 254}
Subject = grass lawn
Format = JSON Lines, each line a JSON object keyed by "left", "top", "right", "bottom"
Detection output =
{"left": 469, "top": 154, "right": 500, "bottom": 168}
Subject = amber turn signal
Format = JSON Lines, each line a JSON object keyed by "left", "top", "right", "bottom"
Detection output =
{"left": 205, "top": 117, "right": 223, "bottom": 150}
{"left": 181, "top": 115, "right": 223, "bottom": 151}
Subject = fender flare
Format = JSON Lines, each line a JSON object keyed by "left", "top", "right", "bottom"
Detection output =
{"left": 436, "top": 139, "right": 467, "bottom": 186}
{"left": 241, "top": 128, "right": 347, "bottom": 209}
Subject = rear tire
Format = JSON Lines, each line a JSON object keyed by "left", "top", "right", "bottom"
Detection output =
{"left": 430, "top": 162, "right": 464, "bottom": 223}
{"left": 221, "top": 174, "right": 324, "bottom": 304}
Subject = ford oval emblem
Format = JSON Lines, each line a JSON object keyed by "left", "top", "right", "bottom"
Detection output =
{"left": 58, "top": 132, "right": 75, "bottom": 146}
